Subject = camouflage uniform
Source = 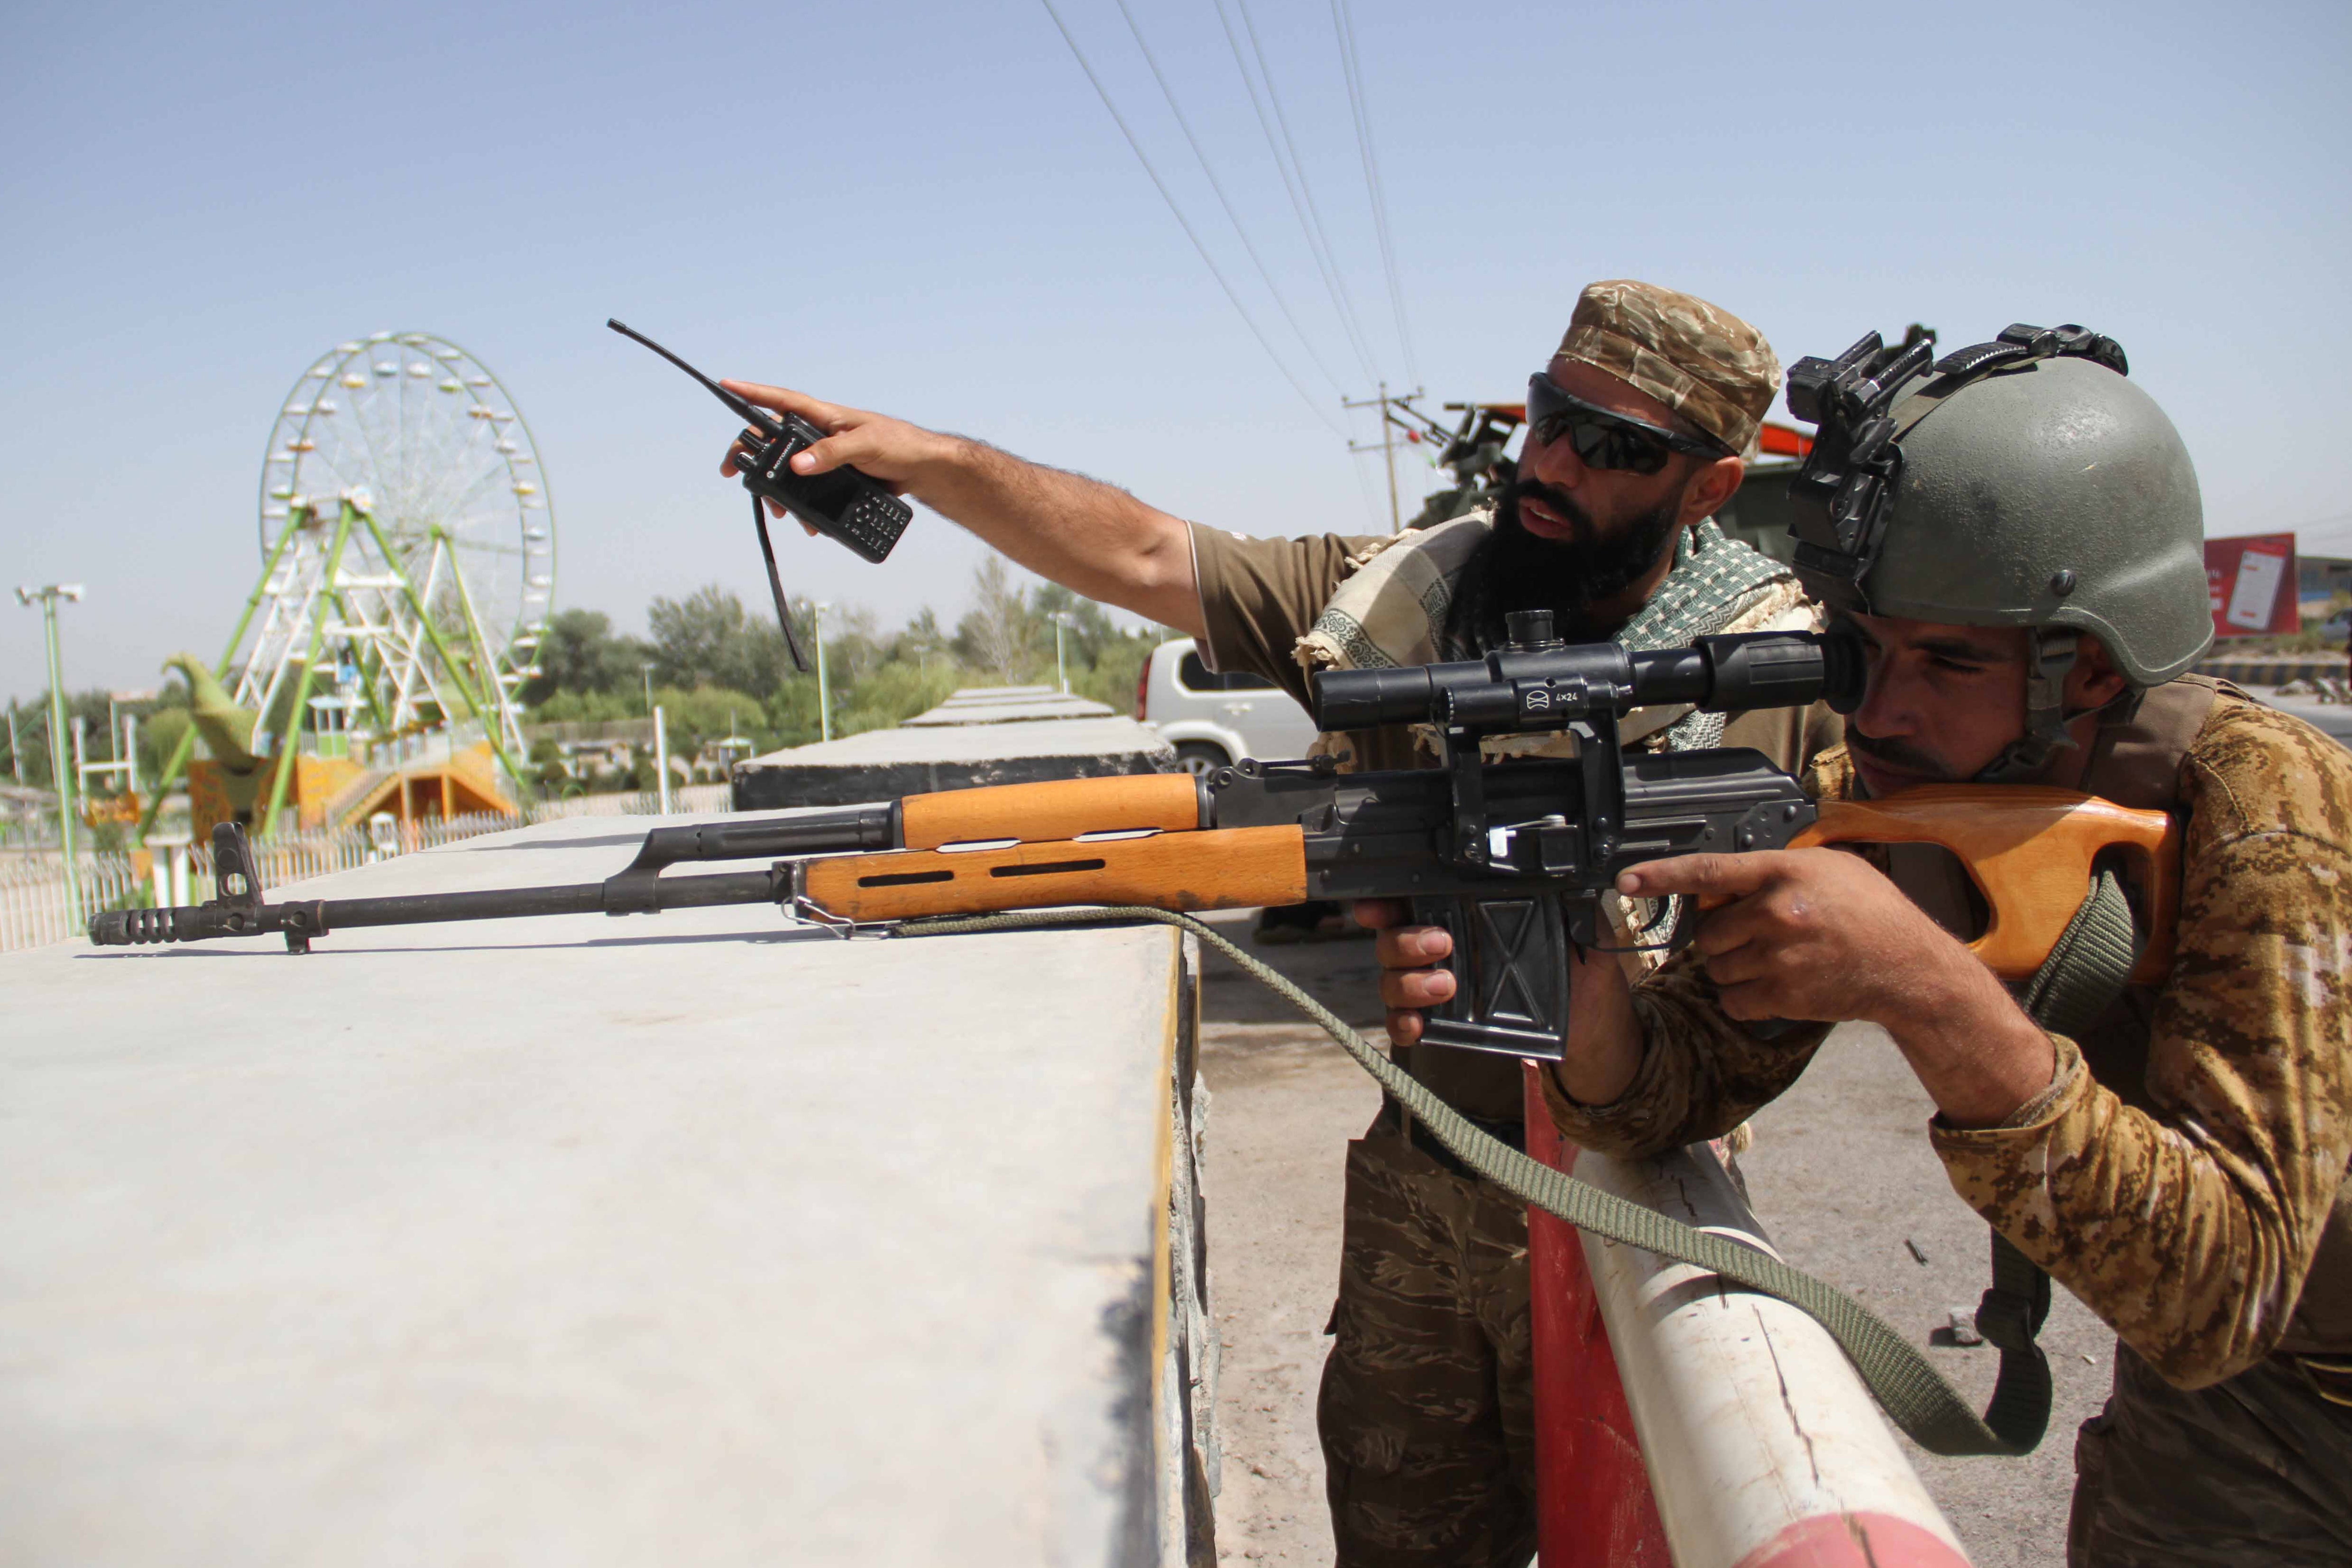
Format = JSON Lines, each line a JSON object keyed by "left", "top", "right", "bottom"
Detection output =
{"left": 1538, "top": 680, "right": 2352, "bottom": 1563}
{"left": 1194, "top": 281, "right": 1803, "bottom": 1565}
{"left": 1318, "top": 1117, "right": 1540, "bottom": 1567}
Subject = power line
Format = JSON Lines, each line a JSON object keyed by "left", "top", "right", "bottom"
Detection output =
{"left": 1212, "top": 0, "right": 1381, "bottom": 386}
{"left": 2279, "top": 511, "right": 2352, "bottom": 542}
{"left": 1109, "top": 0, "right": 1350, "bottom": 398}
{"left": 1038, "top": 0, "right": 1345, "bottom": 437}
{"left": 1330, "top": 0, "right": 1419, "bottom": 386}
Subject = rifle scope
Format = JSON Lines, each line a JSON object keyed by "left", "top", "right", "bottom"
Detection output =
{"left": 1310, "top": 614, "right": 1865, "bottom": 734}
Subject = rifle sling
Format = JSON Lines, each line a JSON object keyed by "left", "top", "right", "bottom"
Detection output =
{"left": 900, "top": 880, "right": 2139, "bottom": 1458}
{"left": 1971, "top": 863, "right": 2142, "bottom": 1450}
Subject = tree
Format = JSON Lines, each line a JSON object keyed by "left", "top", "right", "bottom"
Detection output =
{"left": 955, "top": 557, "right": 1038, "bottom": 683}
{"left": 519, "top": 609, "right": 648, "bottom": 704}
{"left": 1031, "top": 580, "right": 1123, "bottom": 665}
{"left": 646, "top": 586, "right": 791, "bottom": 699}
{"left": 896, "top": 606, "right": 951, "bottom": 665}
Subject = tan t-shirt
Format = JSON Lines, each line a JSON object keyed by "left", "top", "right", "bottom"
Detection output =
{"left": 1190, "top": 521, "right": 1844, "bottom": 1122}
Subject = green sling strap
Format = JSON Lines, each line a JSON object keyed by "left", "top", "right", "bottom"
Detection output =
{"left": 902, "top": 871, "right": 2141, "bottom": 1458}
{"left": 1969, "top": 863, "right": 2145, "bottom": 1449}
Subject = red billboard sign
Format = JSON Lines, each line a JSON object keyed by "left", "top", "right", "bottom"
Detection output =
{"left": 2205, "top": 533, "right": 2299, "bottom": 638}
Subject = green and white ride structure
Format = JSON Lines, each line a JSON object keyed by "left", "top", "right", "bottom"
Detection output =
{"left": 147, "top": 331, "right": 556, "bottom": 835}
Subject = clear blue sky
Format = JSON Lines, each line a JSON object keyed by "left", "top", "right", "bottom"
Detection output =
{"left": 5, "top": 0, "right": 2347, "bottom": 697}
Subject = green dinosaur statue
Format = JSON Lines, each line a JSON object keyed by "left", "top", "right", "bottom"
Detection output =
{"left": 163, "top": 653, "right": 260, "bottom": 769}
{"left": 164, "top": 653, "right": 271, "bottom": 823}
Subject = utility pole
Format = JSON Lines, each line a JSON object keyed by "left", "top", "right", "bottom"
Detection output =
{"left": 6, "top": 705, "right": 21, "bottom": 785}
{"left": 17, "top": 584, "right": 85, "bottom": 927}
{"left": 1344, "top": 382, "right": 1428, "bottom": 534}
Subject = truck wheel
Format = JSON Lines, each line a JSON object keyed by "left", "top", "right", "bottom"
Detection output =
{"left": 1173, "top": 742, "right": 1230, "bottom": 778}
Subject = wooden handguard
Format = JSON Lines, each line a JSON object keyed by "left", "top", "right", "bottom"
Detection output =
{"left": 1793, "top": 786, "right": 2179, "bottom": 984}
{"left": 896, "top": 774, "right": 1205, "bottom": 851}
{"left": 802, "top": 825, "right": 1308, "bottom": 924}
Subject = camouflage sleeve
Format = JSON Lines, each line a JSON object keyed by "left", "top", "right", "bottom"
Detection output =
{"left": 1537, "top": 950, "right": 1833, "bottom": 1158}
{"left": 1539, "top": 741, "right": 1850, "bottom": 1156}
{"left": 1933, "top": 706, "right": 2352, "bottom": 1388}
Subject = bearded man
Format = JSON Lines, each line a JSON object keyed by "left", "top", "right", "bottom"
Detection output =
{"left": 720, "top": 280, "right": 1837, "bottom": 1565}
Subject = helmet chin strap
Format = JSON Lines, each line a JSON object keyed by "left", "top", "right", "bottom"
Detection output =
{"left": 1971, "top": 627, "right": 2081, "bottom": 784}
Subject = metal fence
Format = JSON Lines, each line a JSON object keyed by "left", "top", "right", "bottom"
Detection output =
{"left": 0, "top": 783, "right": 736, "bottom": 955}
{"left": 0, "top": 851, "right": 153, "bottom": 953}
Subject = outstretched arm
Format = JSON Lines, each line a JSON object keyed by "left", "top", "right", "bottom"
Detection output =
{"left": 718, "top": 380, "right": 1204, "bottom": 638}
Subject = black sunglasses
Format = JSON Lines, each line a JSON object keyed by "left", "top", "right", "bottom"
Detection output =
{"left": 1523, "top": 374, "right": 1730, "bottom": 475}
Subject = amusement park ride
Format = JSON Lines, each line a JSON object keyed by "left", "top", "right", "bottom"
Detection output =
{"left": 141, "top": 332, "right": 555, "bottom": 840}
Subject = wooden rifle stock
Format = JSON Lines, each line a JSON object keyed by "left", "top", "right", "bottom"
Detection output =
{"left": 896, "top": 773, "right": 1204, "bottom": 849}
{"left": 800, "top": 825, "right": 1307, "bottom": 924}
{"left": 1794, "top": 786, "right": 2178, "bottom": 984}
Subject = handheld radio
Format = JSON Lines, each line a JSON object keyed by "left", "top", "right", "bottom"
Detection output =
{"left": 607, "top": 318, "right": 913, "bottom": 671}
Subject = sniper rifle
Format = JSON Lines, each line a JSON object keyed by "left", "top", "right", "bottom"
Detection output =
{"left": 88, "top": 613, "right": 2178, "bottom": 1058}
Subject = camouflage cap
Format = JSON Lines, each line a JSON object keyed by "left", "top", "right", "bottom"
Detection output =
{"left": 1553, "top": 280, "right": 1780, "bottom": 456}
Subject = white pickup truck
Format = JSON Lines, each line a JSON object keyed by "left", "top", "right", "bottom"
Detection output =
{"left": 1135, "top": 637, "right": 1318, "bottom": 777}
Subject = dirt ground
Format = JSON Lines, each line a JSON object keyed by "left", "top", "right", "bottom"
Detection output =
{"left": 1192, "top": 909, "right": 2106, "bottom": 1568}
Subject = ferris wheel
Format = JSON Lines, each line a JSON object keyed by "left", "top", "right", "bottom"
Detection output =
{"left": 260, "top": 331, "right": 554, "bottom": 669}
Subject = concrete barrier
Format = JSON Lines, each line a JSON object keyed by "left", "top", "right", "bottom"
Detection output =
{"left": 2, "top": 811, "right": 1214, "bottom": 1565}
{"left": 900, "top": 686, "right": 1117, "bottom": 725}
{"left": 1524, "top": 1065, "right": 1971, "bottom": 1568}
{"left": 2197, "top": 655, "right": 2343, "bottom": 687}
{"left": 732, "top": 687, "right": 1173, "bottom": 809}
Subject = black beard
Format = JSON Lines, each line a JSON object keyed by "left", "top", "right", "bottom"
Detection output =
{"left": 1444, "top": 477, "right": 1685, "bottom": 653}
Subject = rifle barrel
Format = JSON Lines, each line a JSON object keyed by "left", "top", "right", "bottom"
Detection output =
{"left": 91, "top": 867, "right": 790, "bottom": 946}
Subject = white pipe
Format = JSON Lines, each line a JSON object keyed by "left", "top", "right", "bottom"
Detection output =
{"left": 652, "top": 706, "right": 671, "bottom": 816}
{"left": 1577, "top": 1144, "right": 1973, "bottom": 1568}
{"left": 814, "top": 602, "right": 832, "bottom": 743}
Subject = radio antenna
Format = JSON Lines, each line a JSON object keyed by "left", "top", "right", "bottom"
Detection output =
{"left": 609, "top": 317, "right": 807, "bottom": 671}
{"left": 606, "top": 319, "right": 781, "bottom": 438}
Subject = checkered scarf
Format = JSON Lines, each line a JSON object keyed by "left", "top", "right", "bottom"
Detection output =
{"left": 1296, "top": 511, "right": 1812, "bottom": 756}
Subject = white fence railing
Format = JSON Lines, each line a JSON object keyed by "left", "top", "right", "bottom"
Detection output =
{"left": 0, "top": 783, "right": 739, "bottom": 955}
{"left": 0, "top": 853, "right": 153, "bottom": 954}
{"left": 526, "top": 783, "right": 730, "bottom": 821}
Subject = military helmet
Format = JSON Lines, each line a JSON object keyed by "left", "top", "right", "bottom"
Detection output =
{"left": 1782, "top": 323, "right": 2213, "bottom": 778}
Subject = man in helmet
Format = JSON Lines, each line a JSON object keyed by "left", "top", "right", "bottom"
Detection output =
{"left": 718, "top": 279, "right": 1838, "bottom": 1564}
{"left": 1367, "top": 325, "right": 2352, "bottom": 1564}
